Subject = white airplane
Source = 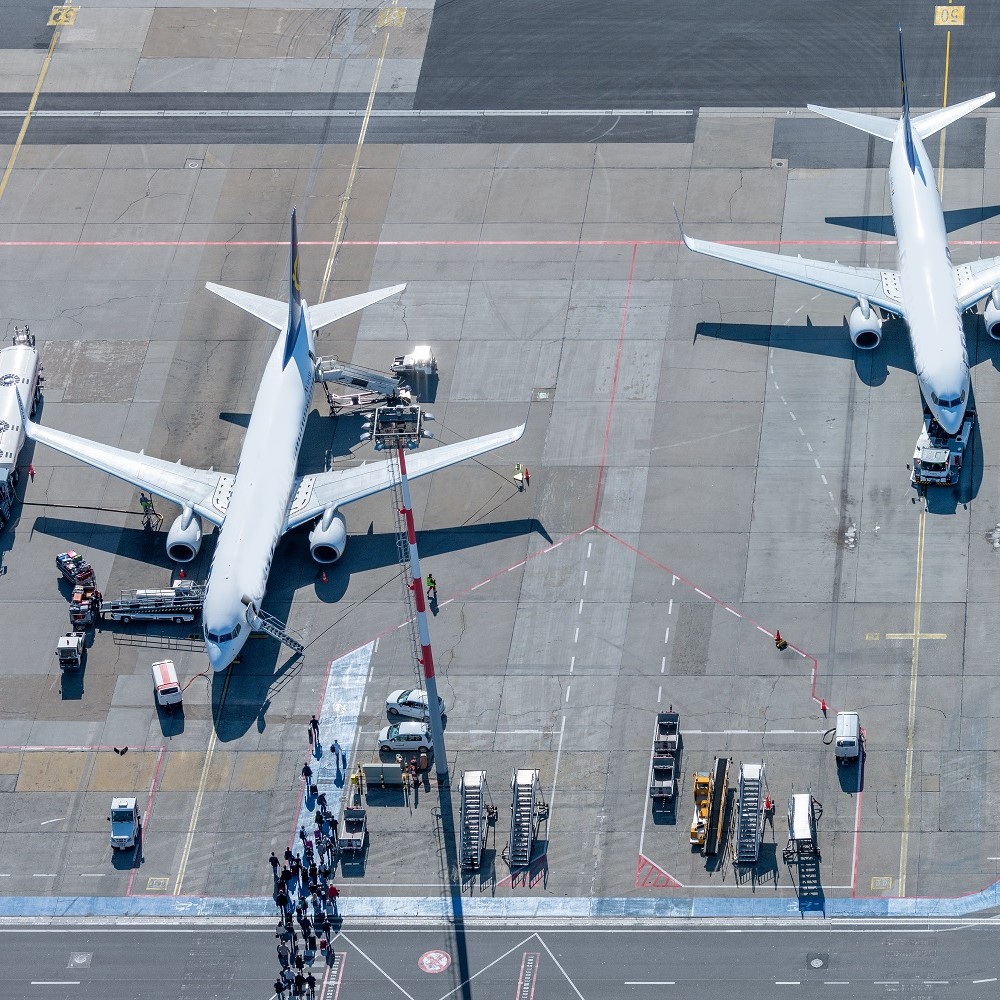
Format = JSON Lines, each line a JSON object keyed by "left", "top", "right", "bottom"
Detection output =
{"left": 678, "top": 29, "right": 999, "bottom": 437}
{"left": 23, "top": 210, "right": 525, "bottom": 671}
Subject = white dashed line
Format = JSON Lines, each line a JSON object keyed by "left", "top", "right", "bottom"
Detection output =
{"left": 798, "top": 426, "right": 804, "bottom": 436}
{"left": 814, "top": 458, "right": 821, "bottom": 468}
{"left": 725, "top": 606, "right": 740, "bottom": 618}
{"left": 661, "top": 657, "right": 666, "bottom": 673}
{"left": 510, "top": 560, "right": 526, "bottom": 570}
{"left": 570, "top": 656, "right": 575, "bottom": 673}
{"left": 973, "top": 978, "right": 998, "bottom": 984}
{"left": 657, "top": 686, "right": 662, "bottom": 703}
{"left": 806, "top": 442, "right": 813, "bottom": 452}
{"left": 574, "top": 627, "right": 579, "bottom": 643}
{"left": 362, "top": 696, "right": 368, "bottom": 713}
{"left": 695, "top": 588, "right": 709, "bottom": 598}
{"left": 667, "top": 599, "right": 673, "bottom": 615}
{"left": 578, "top": 599, "right": 584, "bottom": 614}
{"left": 789, "top": 412, "right": 796, "bottom": 421}
{"left": 587, "top": 542, "right": 592, "bottom": 558}
{"left": 565, "top": 685, "right": 571, "bottom": 703}
{"left": 582, "top": 570, "right": 588, "bottom": 586}
{"left": 672, "top": 575, "right": 677, "bottom": 585}
{"left": 664, "top": 627, "right": 670, "bottom": 643}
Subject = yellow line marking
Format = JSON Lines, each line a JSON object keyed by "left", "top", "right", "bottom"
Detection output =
{"left": 898, "top": 503, "right": 927, "bottom": 897}
{"left": 173, "top": 666, "right": 233, "bottom": 895}
{"left": 885, "top": 632, "right": 946, "bottom": 640}
{"left": 318, "top": 0, "right": 400, "bottom": 303}
{"left": 48, "top": 4, "right": 78, "bottom": 25}
{"left": 0, "top": 19, "right": 63, "bottom": 205}
{"left": 937, "top": 29, "right": 951, "bottom": 193}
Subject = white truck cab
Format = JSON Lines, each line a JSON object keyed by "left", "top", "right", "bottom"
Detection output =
{"left": 108, "top": 797, "right": 140, "bottom": 849}
{"left": 151, "top": 659, "right": 182, "bottom": 708}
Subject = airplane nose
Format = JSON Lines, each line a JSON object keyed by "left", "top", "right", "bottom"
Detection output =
{"left": 205, "top": 641, "right": 231, "bottom": 673}
{"left": 937, "top": 409, "right": 962, "bottom": 436}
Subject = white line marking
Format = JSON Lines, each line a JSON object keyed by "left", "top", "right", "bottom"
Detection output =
{"left": 587, "top": 542, "right": 592, "bottom": 558}
{"left": 776, "top": 982, "right": 801, "bottom": 986}
{"left": 31, "top": 874, "right": 57, "bottom": 878}
{"left": 664, "top": 627, "right": 670, "bottom": 643}
{"left": 780, "top": 395, "right": 787, "bottom": 404}
{"left": 373, "top": 637, "right": 379, "bottom": 655}
{"left": 789, "top": 412, "right": 796, "bottom": 421}
{"left": 565, "top": 686, "right": 571, "bottom": 703}
{"left": 570, "top": 656, "right": 575, "bottom": 673}
{"left": 537, "top": 936, "right": 586, "bottom": 1000}
{"left": 725, "top": 606, "right": 740, "bottom": 617}
{"left": 79, "top": 873, "right": 107, "bottom": 878}
{"left": 625, "top": 983, "right": 676, "bottom": 986}
{"left": 798, "top": 426, "right": 805, "bottom": 436}
{"left": 672, "top": 576, "right": 677, "bottom": 585}
{"left": 582, "top": 570, "right": 588, "bottom": 586}
{"left": 661, "top": 656, "right": 666, "bottom": 673}
{"left": 694, "top": 588, "right": 709, "bottom": 598}
{"left": 821, "top": 475, "right": 828, "bottom": 485}
{"left": 578, "top": 599, "right": 584, "bottom": 614}
{"left": 824, "top": 982, "right": 850, "bottom": 986}
{"left": 814, "top": 458, "right": 821, "bottom": 468}
{"left": 574, "top": 627, "right": 579, "bottom": 643}
{"left": 756, "top": 625, "right": 770, "bottom": 635}
{"left": 40, "top": 818, "right": 64, "bottom": 826}
{"left": 668, "top": 599, "right": 673, "bottom": 615}
{"left": 31, "top": 983, "right": 80, "bottom": 986}
{"left": 510, "top": 560, "right": 526, "bottom": 570}
{"left": 543, "top": 542, "right": 564, "bottom": 553}
{"left": 548, "top": 717, "right": 566, "bottom": 831}
{"left": 806, "top": 442, "right": 813, "bottom": 452}
{"left": 657, "top": 686, "right": 662, "bottom": 703}
{"left": 361, "top": 696, "right": 368, "bottom": 714}
{"left": 973, "top": 978, "right": 998, "bottom": 984}
{"left": 470, "top": 580, "right": 487, "bottom": 590}
{"left": 1, "top": 107, "right": 695, "bottom": 120}
{"left": 873, "top": 982, "right": 899, "bottom": 985}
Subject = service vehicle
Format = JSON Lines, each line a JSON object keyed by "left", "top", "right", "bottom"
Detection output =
{"left": 108, "top": 797, "right": 140, "bottom": 849}
{"left": 338, "top": 806, "right": 367, "bottom": 853}
{"left": 151, "top": 659, "right": 182, "bottom": 709}
{"left": 378, "top": 720, "right": 431, "bottom": 753}
{"left": 835, "top": 711, "right": 862, "bottom": 765}
{"left": 56, "top": 632, "right": 85, "bottom": 670}
{"left": 385, "top": 688, "right": 446, "bottom": 720}
{"left": 100, "top": 580, "right": 204, "bottom": 623}
{"left": 911, "top": 409, "right": 974, "bottom": 487}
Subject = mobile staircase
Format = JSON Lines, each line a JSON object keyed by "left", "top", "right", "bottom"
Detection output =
{"left": 510, "top": 768, "right": 539, "bottom": 867}
{"left": 735, "top": 761, "right": 766, "bottom": 864}
{"left": 246, "top": 605, "right": 304, "bottom": 655}
{"left": 461, "top": 770, "right": 488, "bottom": 870}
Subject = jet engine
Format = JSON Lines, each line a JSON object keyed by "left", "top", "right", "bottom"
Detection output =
{"left": 166, "top": 509, "right": 202, "bottom": 563}
{"left": 985, "top": 293, "right": 1000, "bottom": 339}
{"left": 309, "top": 508, "right": 347, "bottom": 564}
{"left": 848, "top": 302, "right": 882, "bottom": 350}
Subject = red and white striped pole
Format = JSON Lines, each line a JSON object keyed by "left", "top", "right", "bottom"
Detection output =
{"left": 395, "top": 444, "right": 448, "bottom": 781}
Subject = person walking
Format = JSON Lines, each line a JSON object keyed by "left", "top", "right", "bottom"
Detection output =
{"left": 330, "top": 816, "right": 339, "bottom": 840}
{"left": 274, "top": 977, "right": 286, "bottom": 998}
{"left": 321, "top": 914, "right": 332, "bottom": 941}
{"left": 301, "top": 762, "right": 312, "bottom": 783}
{"left": 426, "top": 573, "right": 437, "bottom": 599}
{"left": 316, "top": 791, "right": 328, "bottom": 813}
{"left": 294, "top": 971, "right": 306, "bottom": 997}
{"left": 277, "top": 942, "right": 290, "bottom": 968}
{"left": 269, "top": 851, "right": 280, "bottom": 878}
{"left": 276, "top": 886, "right": 289, "bottom": 913}
{"left": 310, "top": 715, "right": 320, "bottom": 740}
{"left": 327, "top": 883, "right": 340, "bottom": 913}
{"left": 306, "top": 972, "right": 317, "bottom": 998}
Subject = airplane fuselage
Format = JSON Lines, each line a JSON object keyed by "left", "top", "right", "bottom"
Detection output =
{"left": 889, "top": 124, "right": 970, "bottom": 435}
{"left": 202, "top": 312, "right": 315, "bottom": 670}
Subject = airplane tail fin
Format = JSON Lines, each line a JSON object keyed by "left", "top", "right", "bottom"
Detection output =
{"left": 284, "top": 207, "right": 305, "bottom": 368}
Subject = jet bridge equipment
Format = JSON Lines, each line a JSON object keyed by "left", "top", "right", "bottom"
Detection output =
{"left": 690, "top": 756, "right": 730, "bottom": 856}
{"left": 735, "top": 761, "right": 766, "bottom": 864}
{"left": 911, "top": 409, "right": 974, "bottom": 487}
{"left": 461, "top": 770, "right": 489, "bottom": 870}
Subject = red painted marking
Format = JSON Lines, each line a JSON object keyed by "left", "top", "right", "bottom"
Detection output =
{"left": 592, "top": 241, "right": 638, "bottom": 528}
{"left": 495, "top": 853, "right": 547, "bottom": 889}
{"left": 635, "top": 854, "right": 682, "bottom": 889}
{"left": 418, "top": 949, "right": 452, "bottom": 974}
{"left": 322, "top": 952, "right": 345, "bottom": 1000}
{"left": 516, "top": 952, "right": 540, "bottom": 1000}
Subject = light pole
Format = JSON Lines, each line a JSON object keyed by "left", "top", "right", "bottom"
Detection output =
{"left": 367, "top": 405, "right": 448, "bottom": 781}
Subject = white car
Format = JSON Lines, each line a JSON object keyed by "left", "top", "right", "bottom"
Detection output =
{"left": 385, "top": 688, "right": 446, "bottom": 720}
{"left": 378, "top": 721, "right": 431, "bottom": 753}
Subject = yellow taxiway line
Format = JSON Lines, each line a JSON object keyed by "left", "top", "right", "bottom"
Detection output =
{"left": 0, "top": 17, "right": 63, "bottom": 205}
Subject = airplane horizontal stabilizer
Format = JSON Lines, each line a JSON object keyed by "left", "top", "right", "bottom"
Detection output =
{"left": 307, "top": 284, "right": 407, "bottom": 331}
{"left": 806, "top": 104, "right": 897, "bottom": 141}
{"left": 206, "top": 283, "right": 287, "bottom": 330}
{"left": 913, "top": 92, "right": 995, "bottom": 140}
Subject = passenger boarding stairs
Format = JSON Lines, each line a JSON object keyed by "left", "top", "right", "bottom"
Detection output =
{"left": 248, "top": 606, "right": 304, "bottom": 655}
{"left": 461, "top": 770, "right": 488, "bottom": 869}
{"left": 735, "top": 761, "right": 765, "bottom": 864}
{"left": 510, "top": 769, "right": 539, "bottom": 867}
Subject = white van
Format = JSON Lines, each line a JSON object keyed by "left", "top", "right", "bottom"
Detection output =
{"left": 835, "top": 711, "right": 861, "bottom": 765}
{"left": 151, "top": 659, "right": 182, "bottom": 709}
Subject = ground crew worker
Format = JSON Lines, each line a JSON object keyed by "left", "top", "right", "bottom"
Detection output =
{"left": 426, "top": 573, "right": 437, "bottom": 599}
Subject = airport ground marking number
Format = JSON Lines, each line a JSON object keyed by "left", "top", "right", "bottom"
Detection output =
{"left": 934, "top": 6, "right": 964, "bottom": 25}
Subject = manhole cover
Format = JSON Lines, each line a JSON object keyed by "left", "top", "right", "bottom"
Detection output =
{"left": 146, "top": 876, "right": 170, "bottom": 891}
{"left": 68, "top": 953, "right": 92, "bottom": 968}
{"left": 418, "top": 950, "right": 452, "bottom": 974}
{"left": 808, "top": 954, "right": 828, "bottom": 969}
{"left": 532, "top": 386, "right": 555, "bottom": 401}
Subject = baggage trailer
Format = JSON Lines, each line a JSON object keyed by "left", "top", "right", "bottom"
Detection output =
{"left": 654, "top": 710, "right": 680, "bottom": 754}
{"left": 911, "top": 409, "right": 974, "bottom": 487}
{"left": 56, "top": 550, "right": 95, "bottom": 585}
{"left": 100, "top": 580, "right": 205, "bottom": 623}
{"left": 649, "top": 756, "right": 676, "bottom": 800}
{"left": 338, "top": 807, "right": 367, "bottom": 853}
{"left": 69, "top": 584, "right": 102, "bottom": 629}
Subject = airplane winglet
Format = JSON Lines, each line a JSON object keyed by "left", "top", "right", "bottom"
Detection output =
{"left": 673, "top": 203, "right": 691, "bottom": 248}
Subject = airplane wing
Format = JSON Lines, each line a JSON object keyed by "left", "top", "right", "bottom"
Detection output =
{"left": 953, "top": 258, "right": 1000, "bottom": 311}
{"left": 284, "top": 423, "right": 526, "bottom": 531}
{"left": 678, "top": 215, "right": 904, "bottom": 317}
{"left": 24, "top": 405, "right": 228, "bottom": 526}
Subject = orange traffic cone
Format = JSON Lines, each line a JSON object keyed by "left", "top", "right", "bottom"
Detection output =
{"left": 178, "top": 568, "right": 186, "bottom": 579}
{"left": 321, "top": 570, "right": 328, "bottom": 584}
{"left": 774, "top": 630, "right": 788, "bottom": 651}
